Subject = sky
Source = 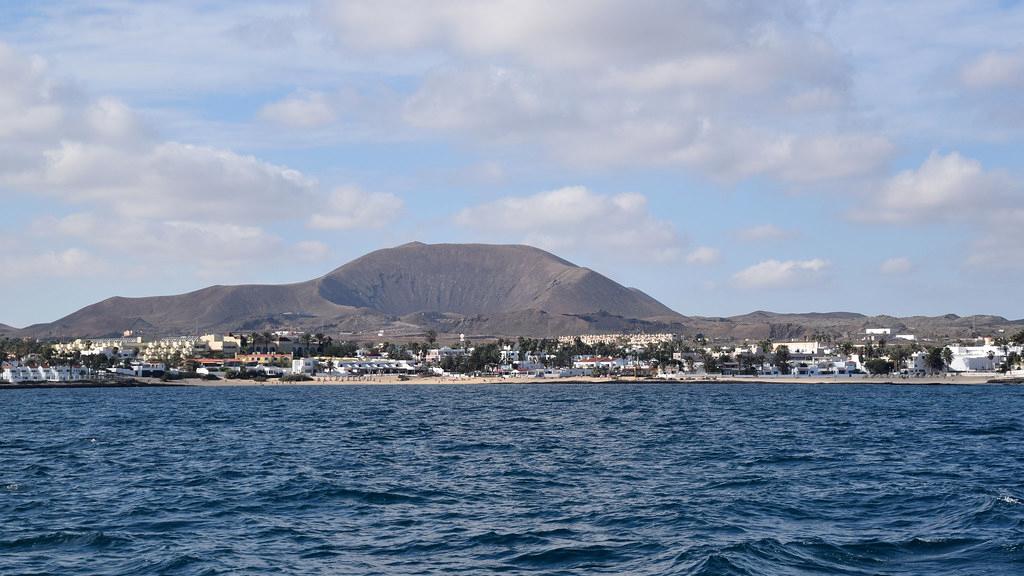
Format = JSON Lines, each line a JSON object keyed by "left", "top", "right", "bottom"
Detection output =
{"left": 1, "top": 0, "right": 1023, "bottom": 327}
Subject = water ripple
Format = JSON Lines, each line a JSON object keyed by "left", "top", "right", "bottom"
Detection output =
{"left": 1, "top": 383, "right": 1023, "bottom": 574}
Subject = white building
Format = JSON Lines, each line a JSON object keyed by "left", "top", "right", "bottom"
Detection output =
{"left": 772, "top": 342, "right": 821, "bottom": 355}
{"left": 572, "top": 356, "right": 628, "bottom": 370}
{"left": 325, "top": 359, "right": 417, "bottom": 374}
{"left": 425, "top": 347, "right": 469, "bottom": 364}
{"left": 196, "top": 367, "right": 228, "bottom": 378}
{"left": 52, "top": 337, "right": 144, "bottom": 357}
{"left": 199, "top": 334, "right": 242, "bottom": 354}
{"left": 108, "top": 362, "right": 166, "bottom": 377}
{"left": 865, "top": 328, "right": 892, "bottom": 341}
{"left": 908, "top": 351, "right": 930, "bottom": 375}
{"left": 142, "top": 337, "right": 201, "bottom": 360}
{"left": 1, "top": 363, "right": 92, "bottom": 384}
{"left": 534, "top": 368, "right": 590, "bottom": 378}
{"left": 946, "top": 345, "right": 1020, "bottom": 372}
{"left": 557, "top": 333, "right": 675, "bottom": 347}
{"left": 291, "top": 357, "right": 319, "bottom": 375}
{"left": 788, "top": 358, "right": 860, "bottom": 376}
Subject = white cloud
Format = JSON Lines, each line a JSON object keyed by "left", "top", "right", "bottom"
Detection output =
{"left": 823, "top": 1, "right": 1024, "bottom": 142}
{"left": 37, "top": 212, "right": 287, "bottom": 273}
{"left": 27, "top": 141, "right": 317, "bottom": 220}
{"left": 738, "top": 224, "right": 794, "bottom": 241}
{"left": 318, "top": 1, "right": 888, "bottom": 182}
{"left": 733, "top": 258, "right": 829, "bottom": 288}
{"left": 768, "top": 134, "right": 893, "bottom": 183}
{"left": 260, "top": 90, "right": 337, "bottom": 128}
{"left": 295, "top": 240, "right": 330, "bottom": 262}
{"left": 686, "top": 246, "right": 720, "bottom": 265}
{"left": 309, "top": 186, "right": 404, "bottom": 230}
{"left": 85, "top": 97, "right": 152, "bottom": 144}
{"left": 0, "top": 41, "right": 351, "bottom": 283}
{"left": 880, "top": 257, "right": 912, "bottom": 274}
{"left": 0, "top": 2, "right": 369, "bottom": 97}
{"left": 454, "top": 186, "right": 683, "bottom": 261}
{"left": 961, "top": 50, "right": 1024, "bottom": 89}
{"left": 0, "top": 41, "right": 318, "bottom": 225}
{"left": 400, "top": 64, "right": 889, "bottom": 181}
{"left": 968, "top": 209, "right": 1024, "bottom": 272}
{"left": 3, "top": 2, "right": 898, "bottom": 184}
{"left": 38, "top": 213, "right": 349, "bottom": 282}
{"left": 786, "top": 86, "right": 846, "bottom": 112}
{"left": 0, "top": 248, "right": 108, "bottom": 281}
{"left": 318, "top": 1, "right": 838, "bottom": 74}
{"left": 856, "top": 151, "right": 1005, "bottom": 222}
{"left": 0, "top": 43, "right": 64, "bottom": 142}
{"left": 851, "top": 151, "right": 1023, "bottom": 275}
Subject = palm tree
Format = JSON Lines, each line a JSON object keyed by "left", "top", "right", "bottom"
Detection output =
{"left": 942, "top": 347, "right": 954, "bottom": 371}
{"left": 891, "top": 347, "right": 912, "bottom": 372}
{"left": 248, "top": 333, "right": 261, "bottom": 355}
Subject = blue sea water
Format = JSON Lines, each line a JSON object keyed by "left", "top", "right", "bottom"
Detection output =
{"left": 2, "top": 382, "right": 1023, "bottom": 575}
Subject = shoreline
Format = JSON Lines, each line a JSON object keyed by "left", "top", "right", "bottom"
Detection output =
{"left": 0, "top": 379, "right": 188, "bottom": 390}
{"left": 160, "top": 374, "right": 1020, "bottom": 387}
{"left": 3, "top": 375, "right": 1020, "bottom": 390}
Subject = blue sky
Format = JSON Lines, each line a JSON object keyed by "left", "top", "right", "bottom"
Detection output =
{"left": 1, "top": 0, "right": 1023, "bottom": 327}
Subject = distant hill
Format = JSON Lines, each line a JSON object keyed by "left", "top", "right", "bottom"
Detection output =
{"left": 681, "top": 311, "right": 1023, "bottom": 342}
{"left": 10, "top": 242, "right": 1024, "bottom": 340}
{"left": 18, "top": 242, "right": 681, "bottom": 338}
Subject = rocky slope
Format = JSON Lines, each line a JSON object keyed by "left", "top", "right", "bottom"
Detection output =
{"left": 12, "top": 243, "right": 1023, "bottom": 340}
{"left": 18, "top": 242, "right": 681, "bottom": 338}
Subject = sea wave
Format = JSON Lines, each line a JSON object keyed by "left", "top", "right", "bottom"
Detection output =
{"left": 2, "top": 383, "right": 1023, "bottom": 574}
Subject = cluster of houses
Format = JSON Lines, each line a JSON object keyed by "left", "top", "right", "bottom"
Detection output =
{"left": 187, "top": 354, "right": 420, "bottom": 379}
{"left": 50, "top": 333, "right": 261, "bottom": 361}
{"left": 1, "top": 363, "right": 93, "bottom": 384}
{"left": 692, "top": 337, "right": 1023, "bottom": 378}
{"left": 3, "top": 328, "right": 1022, "bottom": 385}
{"left": 556, "top": 333, "right": 676, "bottom": 347}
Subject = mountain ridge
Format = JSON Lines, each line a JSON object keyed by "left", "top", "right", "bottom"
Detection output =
{"left": 16, "top": 242, "right": 680, "bottom": 338}
{"left": 8, "top": 242, "right": 1023, "bottom": 340}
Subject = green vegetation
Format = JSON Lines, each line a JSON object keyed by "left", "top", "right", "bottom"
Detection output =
{"left": 925, "top": 347, "right": 947, "bottom": 373}
{"left": 772, "top": 346, "right": 791, "bottom": 374}
{"left": 1006, "top": 351, "right": 1021, "bottom": 371}
{"left": 0, "top": 337, "right": 52, "bottom": 359}
{"left": 864, "top": 358, "right": 894, "bottom": 375}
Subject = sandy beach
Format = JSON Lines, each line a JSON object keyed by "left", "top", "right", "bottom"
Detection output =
{"left": 6, "top": 374, "right": 1018, "bottom": 391}
{"left": 156, "top": 373, "right": 1017, "bottom": 387}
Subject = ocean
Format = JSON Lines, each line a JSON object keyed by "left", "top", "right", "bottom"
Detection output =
{"left": 2, "top": 383, "right": 1023, "bottom": 575}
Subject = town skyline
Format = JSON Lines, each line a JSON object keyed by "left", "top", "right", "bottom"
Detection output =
{"left": 2, "top": 1, "right": 1023, "bottom": 327}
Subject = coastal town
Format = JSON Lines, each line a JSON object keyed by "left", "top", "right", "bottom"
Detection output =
{"left": 3, "top": 327, "right": 1023, "bottom": 386}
